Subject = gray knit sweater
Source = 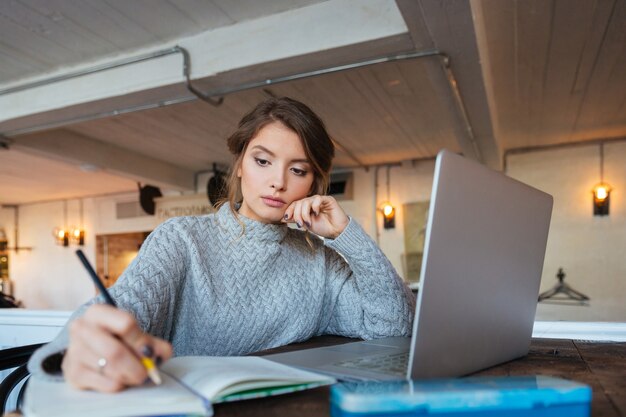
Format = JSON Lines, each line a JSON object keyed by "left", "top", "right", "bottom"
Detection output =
{"left": 29, "top": 204, "right": 415, "bottom": 378}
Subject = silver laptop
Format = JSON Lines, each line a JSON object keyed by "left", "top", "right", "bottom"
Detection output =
{"left": 266, "top": 149, "right": 553, "bottom": 381}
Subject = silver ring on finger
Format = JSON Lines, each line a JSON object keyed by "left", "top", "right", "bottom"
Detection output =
{"left": 97, "top": 357, "right": 107, "bottom": 375}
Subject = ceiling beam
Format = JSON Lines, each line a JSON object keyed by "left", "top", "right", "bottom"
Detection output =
{"left": 0, "top": 0, "right": 413, "bottom": 135}
{"left": 394, "top": 0, "right": 435, "bottom": 50}
{"left": 10, "top": 130, "right": 195, "bottom": 190}
{"left": 398, "top": 0, "right": 502, "bottom": 170}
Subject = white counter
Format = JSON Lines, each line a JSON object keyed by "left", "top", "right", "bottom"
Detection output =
{"left": 532, "top": 320, "right": 626, "bottom": 342}
{"left": 0, "top": 309, "right": 71, "bottom": 349}
{"left": 1, "top": 310, "right": 625, "bottom": 351}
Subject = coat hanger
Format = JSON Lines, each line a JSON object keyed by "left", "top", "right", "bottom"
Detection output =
{"left": 538, "top": 268, "right": 590, "bottom": 305}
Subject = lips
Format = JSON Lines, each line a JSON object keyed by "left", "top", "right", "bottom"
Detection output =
{"left": 261, "top": 196, "right": 286, "bottom": 208}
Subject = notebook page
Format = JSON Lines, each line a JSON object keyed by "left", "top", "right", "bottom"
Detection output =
{"left": 166, "top": 356, "right": 335, "bottom": 400}
{"left": 24, "top": 372, "right": 206, "bottom": 417}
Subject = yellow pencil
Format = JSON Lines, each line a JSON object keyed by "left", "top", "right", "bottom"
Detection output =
{"left": 141, "top": 356, "right": 162, "bottom": 385}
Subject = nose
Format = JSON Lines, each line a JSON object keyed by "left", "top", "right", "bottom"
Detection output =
{"left": 270, "top": 168, "right": 286, "bottom": 191}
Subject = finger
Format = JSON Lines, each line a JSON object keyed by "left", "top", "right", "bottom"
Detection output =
{"left": 73, "top": 318, "right": 147, "bottom": 386}
{"left": 69, "top": 321, "right": 172, "bottom": 388}
{"left": 82, "top": 304, "right": 139, "bottom": 338}
{"left": 83, "top": 305, "right": 172, "bottom": 364}
{"left": 299, "top": 198, "right": 314, "bottom": 229}
{"left": 310, "top": 195, "right": 349, "bottom": 239}
{"left": 83, "top": 305, "right": 147, "bottom": 354}
{"left": 63, "top": 325, "right": 129, "bottom": 392}
{"left": 320, "top": 195, "right": 337, "bottom": 212}
{"left": 66, "top": 342, "right": 138, "bottom": 390}
{"left": 79, "top": 306, "right": 158, "bottom": 384}
{"left": 68, "top": 368, "right": 126, "bottom": 393}
{"left": 291, "top": 200, "right": 304, "bottom": 228}
{"left": 282, "top": 203, "right": 294, "bottom": 223}
{"left": 310, "top": 195, "right": 323, "bottom": 217}
{"left": 151, "top": 336, "right": 173, "bottom": 365}
{"left": 92, "top": 323, "right": 173, "bottom": 384}
{"left": 65, "top": 362, "right": 126, "bottom": 393}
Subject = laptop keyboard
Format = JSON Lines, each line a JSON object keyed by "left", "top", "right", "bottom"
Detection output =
{"left": 332, "top": 351, "right": 409, "bottom": 375}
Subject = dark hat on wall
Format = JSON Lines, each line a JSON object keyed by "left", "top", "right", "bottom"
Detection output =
{"left": 138, "top": 183, "right": 162, "bottom": 215}
{"left": 207, "top": 164, "right": 227, "bottom": 207}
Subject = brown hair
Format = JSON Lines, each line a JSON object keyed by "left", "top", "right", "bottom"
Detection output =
{"left": 221, "top": 97, "right": 335, "bottom": 215}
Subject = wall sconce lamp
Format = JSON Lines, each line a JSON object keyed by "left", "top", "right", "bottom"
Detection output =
{"left": 70, "top": 227, "right": 85, "bottom": 246}
{"left": 52, "top": 200, "right": 69, "bottom": 246}
{"left": 379, "top": 166, "right": 396, "bottom": 229}
{"left": 52, "top": 227, "right": 69, "bottom": 246}
{"left": 592, "top": 143, "right": 612, "bottom": 216}
{"left": 52, "top": 200, "right": 86, "bottom": 246}
{"left": 69, "top": 199, "right": 86, "bottom": 246}
{"left": 380, "top": 202, "right": 396, "bottom": 229}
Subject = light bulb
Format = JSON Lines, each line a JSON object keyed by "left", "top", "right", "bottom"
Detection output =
{"left": 595, "top": 186, "right": 608, "bottom": 201}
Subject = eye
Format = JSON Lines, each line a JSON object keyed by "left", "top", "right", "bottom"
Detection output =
{"left": 254, "top": 158, "right": 269, "bottom": 167}
{"left": 291, "top": 167, "right": 308, "bottom": 177}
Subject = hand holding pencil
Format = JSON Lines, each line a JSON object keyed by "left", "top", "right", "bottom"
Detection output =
{"left": 61, "top": 250, "right": 173, "bottom": 393}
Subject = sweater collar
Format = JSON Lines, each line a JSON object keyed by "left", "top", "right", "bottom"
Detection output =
{"left": 216, "top": 203, "right": 289, "bottom": 243}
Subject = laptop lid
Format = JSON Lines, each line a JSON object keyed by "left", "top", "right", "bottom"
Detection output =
{"left": 408, "top": 150, "right": 553, "bottom": 378}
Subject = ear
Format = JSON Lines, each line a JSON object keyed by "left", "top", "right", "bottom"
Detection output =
{"left": 237, "top": 166, "right": 242, "bottom": 178}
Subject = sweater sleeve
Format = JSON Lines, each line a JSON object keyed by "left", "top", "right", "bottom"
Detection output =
{"left": 27, "top": 218, "right": 188, "bottom": 379}
{"left": 320, "top": 218, "right": 416, "bottom": 339}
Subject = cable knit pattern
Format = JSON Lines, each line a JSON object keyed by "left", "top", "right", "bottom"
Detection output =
{"left": 29, "top": 204, "right": 415, "bottom": 379}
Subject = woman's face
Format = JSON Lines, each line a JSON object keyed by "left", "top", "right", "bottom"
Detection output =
{"left": 237, "top": 121, "right": 315, "bottom": 223}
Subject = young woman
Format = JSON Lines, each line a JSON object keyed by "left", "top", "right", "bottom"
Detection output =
{"left": 29, "top": 97, "right": 415, "bottom": 392}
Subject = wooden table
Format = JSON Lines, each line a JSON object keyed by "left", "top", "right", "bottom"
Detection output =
{"left": 214, "top": 336, "right": 626, "bottom": 417}
{"left": 4, "top": 336, "right": 624, "bottom": 417}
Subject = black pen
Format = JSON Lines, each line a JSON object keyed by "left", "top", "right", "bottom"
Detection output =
{"left": 75, "top": 249, "right": 162, "bottom": 385}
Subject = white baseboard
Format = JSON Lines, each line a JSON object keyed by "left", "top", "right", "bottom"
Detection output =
{"left": 533, "top": 321, "right": 626, "bottom": 342}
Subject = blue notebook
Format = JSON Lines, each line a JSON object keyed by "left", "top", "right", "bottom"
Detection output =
{"left": 331, "top": 375, "right": 591, "bottom": 417}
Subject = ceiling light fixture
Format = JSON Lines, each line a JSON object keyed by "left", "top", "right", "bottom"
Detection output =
{"left": 79, "top": 163, "right": 101, "bottom": 172}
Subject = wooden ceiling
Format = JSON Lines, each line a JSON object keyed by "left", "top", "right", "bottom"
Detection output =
{"left": 0, "top": 149, "right": 137, "bottom": 204}
{"left": 32, "top": 58, "right": 461, "bottom": 171}
{"left": 0, "top": 0, "right": 323, "bottom": 85}
{"left": 474, "top": 0, "right": 626, "bottom": 149}
{"left": 1, "top": 0, "right": 625, "bottom": 205}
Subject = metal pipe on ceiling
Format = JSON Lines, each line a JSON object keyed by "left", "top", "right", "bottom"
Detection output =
{"left": 438, "top": 54, "right": 482, "bottom": 163}
{"left": 0, "top": 48, "right": 479, "bottom": 170}
{"left": 0, "top": 46, "right": 223, "bottom": 106}
{"left": 502, "top": 136, "right": 626, "bottom": 173}
{"left": 332, "top": 140, "right": 367, "bottom": 171}
{"left": 175, "top": 46, "right": 223, "bottom": 106}
{"left": 373, "top": 165, "right": 381, "bottom": 245}
{"left": 0, "top": 48, "right": 182, "bottom": 96}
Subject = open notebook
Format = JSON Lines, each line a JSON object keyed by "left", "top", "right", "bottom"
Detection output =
{"left": 24, "top": 356, "right": 335, "bottom": 417}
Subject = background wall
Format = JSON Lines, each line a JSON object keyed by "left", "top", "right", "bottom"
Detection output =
{"left": 340, "top": 160, "right": 436, "bottom": 280}
{"left": 1, "top": 144, "right": 624, "bottom": 321}
{"left": 0, "top": 199, "right": 95, "bottom": 310}
{"left": 507, "top": 142, "right": 626, "bottom": 321}
{"left": 357, "top": 143, "right": 626, "bottom": 322}
{"left": 0, "top": 193, "right": 159, "bottom": 310}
